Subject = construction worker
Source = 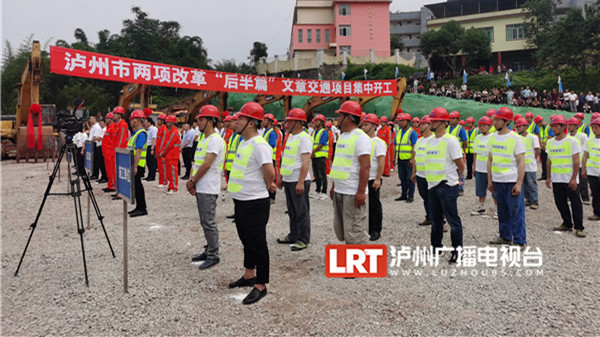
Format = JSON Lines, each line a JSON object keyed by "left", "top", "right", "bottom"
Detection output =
{"left": 567, "top": 117, "right": 590, "bottom": 205}
{"left": 376, "top": 116, "right": 393, "bottom": 177}
{"left": 524, "top": 112, "right": 541, "bottom": 138}
{"left": 226, "top": 102, "right": 276, "bottom": 305}
{"left": 388, "top": 121, "right": 396, "bottom": 171}
{"left": 111, "top": 106, "right": 129, "bottom": 200}
{"left": 185, "top": 105, "right": 225, "bottom": 269}
{"left": 162, "top": 115, "right": 181, "bottom": 194}
{"left": 411, "top": 115, "right": 433, "bottom": 226}
{"left": 536, "top": 115, "right": 553, "bottom": 181}
{"left": 545, "top": 115, "right": 586, "bottom": 238}
{"left": 412, "top": 117, "right": 422, "bottom": 138}
{"left": 102, "top": 112, "right": 116, "bottom": 193}
{"left": 155, "top": 114, "right": 168, "bottom": 188}
{"left": 361, "top": 113, "right": 386, "bottom": 241}
{"left": 582, "top": 117, "right": 600, "bottom": 221}
{"left": 273, "top": 119, "right": 284, "bottom": 190}
{"left": 262, "top": 113, "right": 278, "bottom": 203}
{"left": 223, "top": 116, "right": 234, "bottom": 145}
{"left": 471, "top": 116, "right": 494, "bottom": 216}
{"left": 276, "top": 108, "right": 312, "bottom": 251}
{"left": 515, "top": 118, "right": 540, "bottom": 210}
{"left": 127, "top": 110, "right": 148, "bottom": 217}
{"left": 311, "top": 114, "right": 329, "bottom": 200}
{"left": 447, "top": 111, "right": 467, "bottom": 195}
{"left": 324, "top": 122, "right": 335, "bottom": 175}
{"left": 487, "top": 107, "right": 526, "bottom": 247}
{"left": 486, "top": 109, "right": 497, "bottom": 133}
{"left": 465, "top": 116, "right": 478, "bottom": 180}
{"left": 328, "top": 101, "right": 371, "bottom": 245}
{"left": 574, "top": 112, "right": 590, "bottom": 137}
{"left": 394, "top": 112, "right": 417, "bottom": 203}
{"left": 425, "top": 107, "right": 464, "bottom": 263}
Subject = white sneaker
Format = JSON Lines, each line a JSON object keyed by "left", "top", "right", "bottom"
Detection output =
{"left": 309, "top": 192, "right": 318, "bottom": 199}
{"left": 166, "top": 190, "right": 175, "bottom": 195}
{"left": 319, "top": 193, "right": 328, "bottom": 200}
{"left": 157, "top": 184, "right": 165, "bottom": 189}
{"left": 493, "top": 212, "right": 498, "bottom": 219}
{"left": 470, "top": 208, "right": 486, "bottom": 216}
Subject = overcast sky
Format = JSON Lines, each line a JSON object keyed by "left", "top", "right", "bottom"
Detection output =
{"left": 2, "top": 0, "right": 441, "bottom": 65}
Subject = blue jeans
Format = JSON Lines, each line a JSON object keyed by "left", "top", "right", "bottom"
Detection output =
{"left": 428, "top": 183, "right": 463, "bottom": 249}
{"left": 523, "top": 171, "right": 538, "bottom": 204}
{"left": 397, "top": 159, "right": 415, "bottom": 198}
{"left": 494, "top": 182, "right": 527, "bottom": 244}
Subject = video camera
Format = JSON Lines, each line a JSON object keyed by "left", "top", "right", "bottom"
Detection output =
{"left": 55, "top": 98, "right": 86, "bottom": 142}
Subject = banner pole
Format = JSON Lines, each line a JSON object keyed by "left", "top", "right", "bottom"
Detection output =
{"left": 123, "top": 199, "right": 128, "bottom": 293}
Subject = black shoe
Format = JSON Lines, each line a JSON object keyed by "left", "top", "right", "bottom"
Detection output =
{"left": 369, "top": 232, "right": 381, "bottom": 241}
{"left": 89, "top": 176, "right": 98, "bottom": 180}
{"left": 383, "top": 174, "right": 390, "bottom": 178}
{"left": 242, "top": 287, "right": 267, "bottom": 305}
{"left": 449, "top": 251, "right": 458, "bottom": 264}
{"left": 191, "top": 253, "right": 207, "bottom": 262}
{"left": 97, "top": 178, "right": 108, "bottom": 183}
{"left": 129, "top": 209, "right": 147, "bottom": 217}
{"left": 146, "top": 178, "right": 155, "bottom": 182}
{"left": 128, "top": 209, "right": 138, "bottom": 215}
{"left": 226, "top": 214, "right": 235, "bottom": 219}
{"left": 112, "top": 195, "right": 122, "bottom": 200}
{"left": 538, "top": 177, "right": 546, "bottom": 181}
{"left": 466, "top": 176, "right": 472, "bottom": 180}
{"left": 103, "top": 188, "right": 115, "bottom": 193}
{"left": 396, "top": 183, "right": 402, "bottom": 187}
{"left": 406, "top": 197, "right": 414, "bottom": 203}
{"left": 228, "top": 276, "right": 256, "bottom": 288}
{"left": 181, "top": 175, "right": 189, "bottom": 180}
{"left": 198, "top": 258, "right": 220, "bottom": 270}
{"left": 395, "top": 195, "right": 407, "bottom": 201}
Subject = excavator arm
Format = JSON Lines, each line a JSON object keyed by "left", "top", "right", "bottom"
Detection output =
{"left": 118, "top": 83, "right": 148, "bottom": 111}
{"left": 302, "top": 96, "right": 348, "bottom": 122}
{"left": 15, "top": 40, "right": 41, "bottom": 130}
{"left": 254, "top": 95, "right": 292, "bottom": 118}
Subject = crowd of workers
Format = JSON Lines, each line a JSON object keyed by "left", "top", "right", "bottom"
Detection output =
{"left": 69, "top": 100, "right": 598, "bottom": 305}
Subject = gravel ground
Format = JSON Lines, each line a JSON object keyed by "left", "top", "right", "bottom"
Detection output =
{"left": 2, "top": 159, "right": 599, "bottom": 336}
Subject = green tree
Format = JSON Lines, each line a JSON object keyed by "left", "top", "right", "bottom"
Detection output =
{"left": 214, "top": 58, "right": 254, "bottom": 74}
{"left": 419, "top": 21, "right": 465, "bottom": 75}
{"left": 460, "top": 28, "right": 491, "bottom": 66}
{"left": 249, "top": 41, "right": 268, "bottom": 65}
{"left": 390, "top": 35, "right": 405, "bottom": 55}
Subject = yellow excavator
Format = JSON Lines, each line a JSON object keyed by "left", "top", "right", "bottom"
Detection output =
{"left": 156, "top": 90, "right": 229, "bottom": 125}
{"left": 1, "top": 40, "right": 56, "bottom": 161}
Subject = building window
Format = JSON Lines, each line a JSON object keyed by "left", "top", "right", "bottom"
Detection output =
{"left": 506, "top": 24, "right": 526, "bottom": 41}
{"left": 398, "top": 22, "right": 402, "bottom": 26}
{"left": 298, "top": 29, "right": 303, "bottom": 43}
{"left": 325, "top": 29, "right": 330, "bottom": 43}
{"left": 339, "top": 25, "right": 351, "bottom": 36}
{"left": 307, "top": 29, "right": 312, "bottom": 43}
{"left": 340, "top": 46, "right": 351, "bottom": 55}
{"left": 339, "top": 4, "right": 350, "bottom": 16}
{"left": 406, "top": 48, "right": 411, "bottom": 53}
{"left": 478, "top": 27, "right": 494, "bottom": 42}
{"left": 316, "top": 29, "right": 321, "bottom": 43}
{"left": 408, "top": 34, "right": 412, "bottom": 40}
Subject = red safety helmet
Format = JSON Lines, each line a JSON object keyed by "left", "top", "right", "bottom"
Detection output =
{"left": 465, "top": 116, "right": 475, "bottom": 124}
{"left": 550, "top": 115, "right": 567, "bottom": 125}
{"left": 515, "top": 118, "right": 529, "bottom": 127}
{"left": 238, "top": 102, "right": 265, "bottom": 121}
{"left": 429, "top": 107, "right": 449, "bottom": 121}
{"left": 166, "top": 115, "right": 177, "bottom": 123}
{"left": 486, "top": 109, "right": 496, "bottom": 117}
{"left": 113, "top": 106, "right": 125, "bottom": 114}
{"left": 533, "top": 115, "right": 544, "bottom": 124}
{"left": 362, "top": 113, "right": 379, "bottom": 125}
{"left": 143, "top": 108, "right": 153, "bottom": 118}
{"left": 396, "top": 108, "right": 403, "bottom": 115}
{"left": 459, "top": 120, "right": 465, "bottom": 126}
{"left": 567, "top": 117, "right": 581, "bottom": 126}
{"left": 403, "top": 112, "right": 412, "bottom": 120}
{"left": 361, "top": 112, "right": 367, "bottom": 120}
{"left": 336, "top": 101, "right": 362, "bottom": 117}
{"left": 525, "top": 112, "right": 534, "bottom": 118}
{"left": 30, "top": 104, "right": 42, "bottom": 114}
{"left": 264, "top": 113, "right": 275, "bottom": 122}
{"left": 449, "top": 111, "right": 460, "bottom": 119}
{"left": 513, "top": 114, "right": 523, "bottom": 121}
{"left": 388, "top": 121, "right": 394, "bottom": 126}
{"left": 420, "top": 115, "right": 431, "bottom": 124}
{"left": 197, "top": 105, "right": 221, "bottom": 119}
{"left": 106, "top": 112, "right": 114, "bottom": 119}
{"left": 478, "top": 116, "right": 493, "bottom": 125}
{"left": 129, "top": 110, "right": 145, "bottom": 120}
{"left": 396, "top": 113, "right": 411, "bottom": 121}
{"left": 158, "top": 113, "right": 167, "bottom": 120}
{"left": 286, "top": 108, "right": 307, "bottom": 122}
{"left": 232, "top": 113, "right": 239, "bottom": 120}
{"left": 412, "top": 117, "right": 420, "bottom": 123}
{"left": 380, "top": 116, "right": 388, "bottom": 123}
{"left": 575, "top": 112, "right": 585, "bottom": 119}
{"left": 591, "top": 118, "right": 600, "bottom": 126}
{"left": 273, "top": 119, "right": 279, "bottom": 126}
{"left": 223, "top": 116, "right": 232, "bottom": 122}
{"left": 592, "top": 112, "right": 600, "bottom": 119}
{"left": 313, "top": 114, "right": 326, "bottom": 123}
{"left": 494, "top": 107, "right": 514, "bottom": 121}
{"left": 325, "top": 122, "right": 333, "bottom": 128}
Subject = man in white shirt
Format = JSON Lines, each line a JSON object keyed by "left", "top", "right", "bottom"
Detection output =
{"left": 328, "top": 101, "right": 371, "bottom": 245}
{"left": 88, "top": 116, "right": 104, "bottom": 180}
{"left": 568, "top": 117, "right": 590, "bottom": 205}
{"left": 361, "top": 113, "right": 386, "bottom": 241}
{"left": 144, "top": 119, "right": 158, "bottom": 181}
{"left": 471, "top": 116, "right": 494, "bottom": 216}
{"left": 515, "top": 117, "right": 540, "bottom": 210}
{"left": 411, "top": 115, "right": 434, "bottom": 226}
{"left": 582, "top": 117, "right": 600, "bottom": 221}
{"left": 546, "top": 115, "right": 586, "bottom": 237}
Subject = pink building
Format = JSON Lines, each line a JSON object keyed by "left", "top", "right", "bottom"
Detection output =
{"left": 289, "top": 0, "right": 391, "bottom": 58}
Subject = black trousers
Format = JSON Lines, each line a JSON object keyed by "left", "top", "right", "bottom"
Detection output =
{"left": 540, "top": 150, "right": 548, "bottom": 179}
{"left": 588, "top": 175, "right": 600, "bottom": 217}
{"left": 135, "top": 166, "right": 146, "bottom": 212}
{"left": 93, "top": 145, "right": 106, "bottom": 179}
{"left": 146, "top": 150, "right": 156, "bottom": 180}
{"left": 182, "top": 147, "right": 194, "bottom": 177}
{"left": 465, "top": 153, "right": 474, "bottom": 179}
{"left": 368, "top": 179, "right": 382, "bottom": 235}
{"left": 269, "top": 160, "right": 277, "bottom": 201}
{"left": 284, "top": 181, "right": 311, "bottom": 244}
{"left": 552, "top": 183, "right": 583, "bottom": 230}
{"left": 312, "top": 157, "right": 327, "bottom": 193}
{"left": 76, "top": 147, "right": 85, "bottom": 174}
{"left": 234, "top": 197, "right": 271, "bottom": 285}
{"left": 416, "top": 176, "right": 430, "bottom": 220}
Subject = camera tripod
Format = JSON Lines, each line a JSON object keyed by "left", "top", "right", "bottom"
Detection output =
{"left": 14, "top": 141, "right": 116, "bottom": 286}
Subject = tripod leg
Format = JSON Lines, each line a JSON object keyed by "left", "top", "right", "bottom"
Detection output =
{"left": 15, "top": 144, "right": 67, "bottom": 277}
{"left": 71, "top": 147, "right": 89, "bottom": 286}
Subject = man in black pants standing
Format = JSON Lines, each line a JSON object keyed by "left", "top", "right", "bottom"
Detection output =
{"left": 311, "top": 114, "right": 329, "bottom": 200}
{"left": 127, "top": 110, "right": 148, "bottom": 218}
{"left": 144, "top": 118, "right": 157, "bottom": 181}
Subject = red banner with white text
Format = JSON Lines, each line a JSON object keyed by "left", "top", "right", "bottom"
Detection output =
{"left": 50, "top": 46, "right": 397, "bottom": 97}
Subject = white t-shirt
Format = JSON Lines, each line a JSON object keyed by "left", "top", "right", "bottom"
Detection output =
{"left": 230, "top": 135, "right": 273, "bottom": 201}
{"left": 415, "top": 135, "right": 432, "bottom": 178}
{"left": 369, "top": 137, "right": 387, "bottom": 180}
{"left": 331, "top": 125, "right": 341, "bottom": 142}
{"left": 426, "top": 134, "right": 463, "bottom": 189}
{"left": 74, "top": 132, "right": 86, "bottom": 148}
{"left": 281, "top": 132, "right": 312, "bottom": 183}
{"left": 89, "top": 123, "right": 103, "bottom": 146}
{"left": 146, "top": 125, "right": 158, "bottom": 146}
{"left": 194, "top": 133, "right": 226, "bottom": 195}
{"left": 474, "top": 133, "right": 492, "bottom": 173}
{"left": 573, "top": 132, "right": 587, "bottom": 167}
{"left": 584, "top": 137, "right": 600, "bottom": 177}
{"left": 489, "top": 132, "right": 526, "bottom": 183}
{"left": 548, "top": 136, "right": 580, "bottom": 184}
{"left": 331, "top": 128, "right": 372, "bottom": 195}
{"left": 523, "top": 133, "right": 540, "bottom": 172}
